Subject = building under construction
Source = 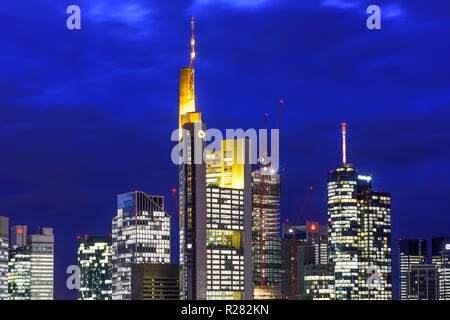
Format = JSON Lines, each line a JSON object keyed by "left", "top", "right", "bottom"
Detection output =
{"left": 252, "top": 170, "right": 282, "bottom": 299}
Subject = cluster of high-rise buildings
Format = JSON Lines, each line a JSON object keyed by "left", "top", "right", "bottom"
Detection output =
{"left": 0, "top": 19, "right": 449, "bottom": 301}
{"left": 0, "top": 219, "right": 54, "bottom": 300}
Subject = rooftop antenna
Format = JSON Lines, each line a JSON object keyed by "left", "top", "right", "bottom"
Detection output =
{"left": 342, "top": 122, "right": 347, "bottom": 164}
{"left": 190, "top": 17, "right": 195, "bottom": 68}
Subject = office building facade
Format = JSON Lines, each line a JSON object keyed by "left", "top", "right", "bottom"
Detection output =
{"left": 432, "top": 237, "right": 450, "bottom": 300}
{"left": 131, "top": 263, "right": 179, "bottom": 300}
{"left": 112, "top": 191, "right": 170, "bottom": 300}
{"left": 8, "top": 244, "right": 31, "bottom": 300}
{"left": 398, "top": 239, "right": 427, "bottom": 300}
{"left": 408, "top": 264, "right": 438, "bottom": 300}
{"left": 0, "top": 216, "right": 8, "bottom": 300}
{"left": 303, "top": 264, "right": 335, "bottom": 300}
{"left": 357, "top": 189, "right": 392, "bottom": 299}
{"left": 28, "top": 227, "right": 54, "bottom": 300}
{"left": 78, "top": 235, "right": 112, "bottom": 300}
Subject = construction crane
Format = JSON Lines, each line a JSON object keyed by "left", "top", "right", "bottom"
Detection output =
{"left": 171, "top": 188, "right": 179, "bottom": 216}
{"left": 275, "top": 99, "right": 284, "bottom": 130}
{"left": 284, "top": 186, "right": 313, "bottom": 299}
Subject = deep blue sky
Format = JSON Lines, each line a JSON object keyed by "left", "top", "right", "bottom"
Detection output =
{"left": 1, "top": 0, "right": 449, "bottom": 300}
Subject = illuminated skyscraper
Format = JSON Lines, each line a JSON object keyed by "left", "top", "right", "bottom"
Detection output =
{"left": 9, "top": 225, "right": 31, "bottom": 300}
{"left": 178, "top": 20, "right": 253, "bottom": 300}
{"left": 432, "top": 237, "right": 450, "bottom": 300}
{"left": 78, "top": 235, "right": 112, "bottom": 300}
{"left": 28, "top": 227, "right": 54, "bottom": 300}
{"left": 8, "top": 246, "right": 31, "bottom": 300}
{"left": 252, "top": 170, "right": 282, "bottom": 299}
{"left": 0, "top": 216, "right": 8, "bottom": 300}
{"left": 328, "top": 123, "right": 391, "bottom": 300}
{"left": 398, "top": 239, "right": 427, "bottom": 300}
{"left": 112, "top": 191, "right": 170, "bottom": 300}
{"left": 357, "top": 188, "right": 392, "bottom": 299}
{"left": 177, "top": 19, "right": 207, "bottom": 300}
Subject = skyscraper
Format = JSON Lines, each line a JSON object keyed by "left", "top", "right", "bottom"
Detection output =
{"left": 112, "top": 191, "right": 170, "bottom": 300}
{"left": 178, "top": 18, "right": 207, "bottom": 301}
{"left": 327, "top": 123, "right": 392, "bottom": 300}
{"left": 398, "top": 238, "right": 427, "bottom": 300}
{"left": 432, "top": 237, "right": 450, "bottom": 300}
{"left": 178, "top": 20, "right": 253, "bottom": 300}
{"left": 252, "top": 170, "right": 282, "bottom": 299}
{"left": 357, "top": 188, "right": 392, "bottom": 299}
{"left": 78, "top": 235, "right": 112, "bottom": 300}
{"left": 28, "top": 227, "right": 54, "bottom": 300}
{"left": 9, "top": 225, "right": 31, "bottom": 300}
{"left": 0, "top": 216, "right": 8, "bottom": 300}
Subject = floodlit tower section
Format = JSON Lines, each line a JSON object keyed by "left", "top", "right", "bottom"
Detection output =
{"left": 220, "top": 139, "right": 249, "bottom": 189}
{"left": 205, "top": 139, "right": 253, "bottom": 300}
{"left": 179, "top": 18, "right": 199, "bottom": 140}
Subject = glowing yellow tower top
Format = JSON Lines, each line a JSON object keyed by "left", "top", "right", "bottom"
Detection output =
{"left": 179, "top": 17, "right": 201, "bottom": 139}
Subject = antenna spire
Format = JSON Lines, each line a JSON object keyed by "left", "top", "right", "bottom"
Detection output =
{"left": 190, "top": 17, "right": 195, "bottom": 68}
{"left": 341, "top": 122, "right": 347, "bottom": 164}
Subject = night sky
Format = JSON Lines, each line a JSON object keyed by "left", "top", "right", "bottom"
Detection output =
{"left": 1, "top": 0, "right": 449, "bottom": 300}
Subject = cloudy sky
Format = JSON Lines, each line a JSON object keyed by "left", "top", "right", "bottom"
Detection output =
{"left": 0, "top": 0, "right": 449, "bottom": 299}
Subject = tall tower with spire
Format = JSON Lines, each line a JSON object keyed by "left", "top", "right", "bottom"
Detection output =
{"left": 179, "top": 18, "right": 201, "bottom": 140}
{"left": 178, "top": 18, "right": 207, "bottom": 300}
{"left": 327, "top": 123, "right": 392, "bottom": 300}
{"left": 178, "top": 19, "right": 253, "bottom": 300}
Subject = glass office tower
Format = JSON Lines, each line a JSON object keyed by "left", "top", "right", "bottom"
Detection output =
{"left": 252, "top": 170, "right": 282, "bottom": 299}
{"left": 398, "top": 239, "right": 427, "bottom": 300}
{"left": 327, "top": 164, "right": 359, "bottom": 300}
{"left": 78, "top": 235, "right": 112, "bottom": 300}
{"left": 357, "top": 189, "right": 392, "bottom": 299}
{"left": 432, "top": 237, "right": 450, "bottom": 300}
{"left": 8, "top": 245, "right": 31, "bottom": 299}
{"left": 328, "top": 123, "right": 392, "bottom": 300}
{"left": 0, "top": 216, "right": 8, "bottom": 300}
{"left": 9, "top": 225, "right": 53, "bottom": 300}
{"left": 112, "top": 191, "right": 170, "bottom": 300}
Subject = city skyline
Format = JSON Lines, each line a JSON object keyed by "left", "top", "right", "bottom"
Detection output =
{"left": 0, "top": 1, "right": 449, "bottom": 300}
